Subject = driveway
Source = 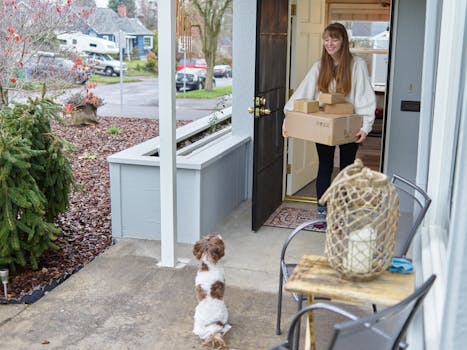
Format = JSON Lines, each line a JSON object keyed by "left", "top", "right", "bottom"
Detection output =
{"left": 95, "top": 76, "right": 232, "bottom": 120}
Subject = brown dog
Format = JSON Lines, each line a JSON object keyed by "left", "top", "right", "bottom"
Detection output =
{"left": 193, "top": 235, "right": 231, "bottom": 348}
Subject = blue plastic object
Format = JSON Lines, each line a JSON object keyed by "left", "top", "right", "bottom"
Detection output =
{"left": 388, "top": 257, "right": 414, "bottom": 274}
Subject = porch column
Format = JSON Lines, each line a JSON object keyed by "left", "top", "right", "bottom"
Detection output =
{"left": 157, "top": 0, "right": 177, "bottom": 267}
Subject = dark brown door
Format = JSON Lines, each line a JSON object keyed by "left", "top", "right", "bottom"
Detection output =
{"left": 252, "top": 0, "right": 289, "bottom": 231}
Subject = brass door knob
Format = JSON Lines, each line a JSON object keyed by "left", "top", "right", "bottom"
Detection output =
{"left": 248, "top": 106, "right": 271, "bottom": 116}
{"left": 256, "top": 96, "right": 266, "bottom": 106}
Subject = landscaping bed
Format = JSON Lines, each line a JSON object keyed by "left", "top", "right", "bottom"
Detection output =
{"left": 2, "top": 116, "right": 189, "bottom": 303}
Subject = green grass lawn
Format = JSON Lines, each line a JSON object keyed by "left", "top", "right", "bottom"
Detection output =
{"left": 177, "top": 85, "right": 232, "bottom": 99}
{"left": 89, "top": 59, "right": 156, "bottom": 83}
{"left": 90, "top": 75, "right": 142, "bottom": 84}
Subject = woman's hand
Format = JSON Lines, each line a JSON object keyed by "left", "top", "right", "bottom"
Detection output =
{"left": 355, "top": 130, "right": 367, "bottom": 143}
{"left": 282, "top": 121, "right": 288, "bottom": 138}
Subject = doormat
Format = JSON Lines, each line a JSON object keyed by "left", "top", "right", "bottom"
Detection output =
{"left": 263, "top": 206, "right": 325, "bottom": 232}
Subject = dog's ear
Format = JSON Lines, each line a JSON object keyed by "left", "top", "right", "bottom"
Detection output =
{"left": 193, "top": 240, "right": 204, "bottom": 260}
{"left": 211, "top": 238, "right": 225, "bottom": 262}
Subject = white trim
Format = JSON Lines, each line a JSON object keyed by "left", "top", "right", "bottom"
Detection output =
{"left": 441, "top": 46, "right": 467, "bottom": 348}
{"left": 157, "top": 1, "right": 177, "bottom": 267}
{"left": 421, "top": 0, "right": 467, "bottom": 349}
{"left": 232, "top": 0, "right": 256, "bottom": 198}
{"left": 409, "top": 0, "right": 441, "bottom": 346}
{"left": 382, "top": 0, "right": 398, "bottom": 175}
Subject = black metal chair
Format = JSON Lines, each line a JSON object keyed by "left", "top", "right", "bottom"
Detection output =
{"left": 391, "top": 174, "right": 432, "bottom": 259}
{"left": 276, "top": 175, "right": 431, "bottom": 340}
{"left": 276, "top": 219, "right": 326, "bottom": 348}
{"left": 271, "top": 274, "right": 436, "bottom": 350}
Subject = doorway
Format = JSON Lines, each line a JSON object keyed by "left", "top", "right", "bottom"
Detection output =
{"left": 284, "top": 1, "right": 391, "bottom": 202}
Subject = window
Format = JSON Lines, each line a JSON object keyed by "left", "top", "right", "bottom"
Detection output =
{"left": 143, "top": 36, "right": 152, "bottom": 48}
{"left": 327, "top": 1, "right": 391, "bottom": 90}
{"left": 338, "top": 21, "right": 390, "bottom": 89}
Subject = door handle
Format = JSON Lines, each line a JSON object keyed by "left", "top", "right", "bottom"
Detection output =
{"left": 248, "top": 96, "right": 270, "bottom": 117}
{"left": 248, "top": 106, "right": 271, "bottom": 117}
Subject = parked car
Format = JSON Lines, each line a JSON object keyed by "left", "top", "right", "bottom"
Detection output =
{"left": 86, "top": 52, "right": 126, "bottom": 77}
{"left": 27, "top": 52, "right": 91, "bottom": 84}
{"left": 213, "top": 64, "right": 232, "bottom": 78}
{"left": 175, "top": 68, "right": 216, "bottom": 91}
{"left": 176, "top": 58, "right": 207, "bottom": 71}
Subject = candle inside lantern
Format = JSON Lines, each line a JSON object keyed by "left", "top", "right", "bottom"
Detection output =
{"left": 345, "top": 226, "right": 377, "bottom": 274}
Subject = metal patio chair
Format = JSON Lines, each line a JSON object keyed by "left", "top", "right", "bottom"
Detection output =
{"left": 368, "top": 174, "right": 432, "bottom": 313}
{"left": 276, "top": 219, "right": 326, "bottom": 348}
{"left": 271, "top": 274, "right": 436, "bottom": 350}
{"left": 275, "top": 175, "right": 431, "bottom": 341}
{"left": 391, "top": 174, "right": 432, "bottom": 259}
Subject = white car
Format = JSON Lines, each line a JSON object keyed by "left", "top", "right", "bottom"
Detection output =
{"left": 86, "top": 53, "right": 126, "bottom": 77}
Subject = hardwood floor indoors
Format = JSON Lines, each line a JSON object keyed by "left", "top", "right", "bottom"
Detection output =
{"left": 292, "top": 134, "right": 383, "bottom": 198}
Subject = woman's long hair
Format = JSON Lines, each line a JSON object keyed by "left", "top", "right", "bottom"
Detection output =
{"left": 317, "top": 23, "right": 353, "bottom": 96}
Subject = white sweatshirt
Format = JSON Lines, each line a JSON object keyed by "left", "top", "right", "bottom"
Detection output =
{"left": 284, "top": 56, "right": 376, "bottom": 135}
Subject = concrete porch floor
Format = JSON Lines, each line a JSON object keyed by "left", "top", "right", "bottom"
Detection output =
{"left": 0, "top": 200, "right": 369, "bottom": 350}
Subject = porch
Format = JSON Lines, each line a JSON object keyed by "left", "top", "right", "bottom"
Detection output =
{"left": 0, "top": 201, "right": 372, "bottom": 349}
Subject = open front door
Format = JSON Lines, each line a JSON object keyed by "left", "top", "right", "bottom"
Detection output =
{"left": 251, "top": 0, "right": 289, "bottom": 231}
{"left": 286, "top": 0, "right": 325, "bottom": 196}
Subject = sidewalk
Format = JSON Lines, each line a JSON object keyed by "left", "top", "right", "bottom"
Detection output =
{"left": 0, "top": 201, "right": 354, "bottom": 350}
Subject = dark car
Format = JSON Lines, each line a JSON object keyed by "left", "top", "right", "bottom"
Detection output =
{"left": 213, "top": 64, "right": 232, "bottom": 78}
{"left": 27, "top": 52, "right": 91, "bottom": 84}
{"left": 175, "top": 68, "right": 216, "bottom": 91}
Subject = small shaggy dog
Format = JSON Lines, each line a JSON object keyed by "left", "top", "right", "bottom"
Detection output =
{"left": 193, "top": 234, "right": 231, "bottom": 348}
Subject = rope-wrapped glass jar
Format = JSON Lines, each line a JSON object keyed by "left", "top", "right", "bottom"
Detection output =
{"left": 320, "top": 159, "right": 399, "bottom": 281}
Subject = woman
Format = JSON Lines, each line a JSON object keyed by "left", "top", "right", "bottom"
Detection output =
{"left": 283, "top": 22, "right": 376, "bottom": 217}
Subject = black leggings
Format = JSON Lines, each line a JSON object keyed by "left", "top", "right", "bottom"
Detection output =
{"left": 315, "top": 142, "right": 359, "bottom": 204}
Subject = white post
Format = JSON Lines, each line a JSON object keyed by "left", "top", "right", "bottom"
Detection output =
{"left": 119, "top": 30, "right": 124, "bottom": 114}
{"left": 157, "top": 0, "right": 177, "bottom": 267}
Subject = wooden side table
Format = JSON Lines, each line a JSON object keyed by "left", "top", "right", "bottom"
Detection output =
{"left": 284, "top": 255, "right": 414, "bottom": 350}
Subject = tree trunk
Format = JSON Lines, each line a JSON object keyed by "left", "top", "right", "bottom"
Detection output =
{"left": 71, "top": 104, "right": 98, "bottom": 126}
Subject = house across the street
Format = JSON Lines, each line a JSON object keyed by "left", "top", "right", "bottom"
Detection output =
{"left": 84, "top": 5, "right": 154, "bottom": 59}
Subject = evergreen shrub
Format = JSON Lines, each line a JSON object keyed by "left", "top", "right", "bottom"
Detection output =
{"left": 0, "top": 98, "right": 74, "bottom": 270}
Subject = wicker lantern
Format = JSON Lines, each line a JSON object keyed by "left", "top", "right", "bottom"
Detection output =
{"left": 320, "top": 159, "right": 399, "bottom": 281}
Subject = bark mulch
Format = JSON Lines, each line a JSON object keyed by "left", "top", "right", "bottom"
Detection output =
{"left": 3, "top": 116, "right": 190, "bottom": 304}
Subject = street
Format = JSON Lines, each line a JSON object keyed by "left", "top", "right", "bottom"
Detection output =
{"left": 94, "top": 76, "right": 232, "bottom": 120}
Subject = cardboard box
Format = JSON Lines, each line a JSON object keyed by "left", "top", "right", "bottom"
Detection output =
{"left": 319, "top": 93, "right": 345, "bottom": 105}
{"left": 323, "top": 103, "right": 354, "bottom": 114}
{"left": 285, "top": 111, "right": 362, "bottom": 146}
{"left": 293, "top": 99, "right": 319, "bottom": 113}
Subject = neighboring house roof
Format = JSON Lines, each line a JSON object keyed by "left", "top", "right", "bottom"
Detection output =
{"left": 87, "top": 8, "right": 152, "bottom": 36}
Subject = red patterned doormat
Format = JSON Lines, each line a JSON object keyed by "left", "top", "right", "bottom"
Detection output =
{"left": 263, "top": 205, "right": 325, "bottom": 232}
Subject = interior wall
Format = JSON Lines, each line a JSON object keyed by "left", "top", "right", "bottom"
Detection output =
{"left": 383, "top": 0, "right": 426, "bottom": 181}
{"left": 232, "top": 0, "right": 257, "bottom": 198}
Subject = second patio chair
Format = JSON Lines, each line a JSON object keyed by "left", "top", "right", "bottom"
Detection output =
{"left": 271, "top": 274, "right": 436, "bottom": 350}
{"left": 275, "top": 219, "right": 326, "bottom": 343}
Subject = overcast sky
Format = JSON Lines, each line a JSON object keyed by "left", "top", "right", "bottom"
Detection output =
{"left": 95, "top": 0, "right": 108, "bottom": 7}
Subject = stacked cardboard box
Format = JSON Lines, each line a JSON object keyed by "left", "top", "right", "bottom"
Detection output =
{"left": 285, "top": 93, "right": 362, "bottom": 146}
{"left": 293, "top": 99, "right": 320, "bottom": 113}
